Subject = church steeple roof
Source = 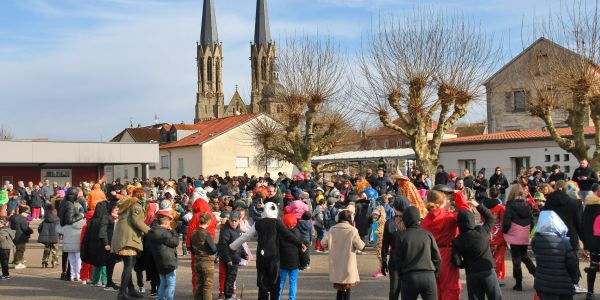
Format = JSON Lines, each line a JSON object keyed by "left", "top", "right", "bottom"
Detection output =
{"left": 200, "top": 0, "right": 218, "bottom": 50}
{"left": 254, "top": 0, "right": 271, "bottom": 48}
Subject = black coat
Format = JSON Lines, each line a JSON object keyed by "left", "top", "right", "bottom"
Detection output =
{"left": 217, "top": 223, "right": 244, "bottom": 264}
{"left": 488, "top": 174, "right": 509, "bottom": 194}
{"left": 81, "top": 201, "right": 112, "bottom": 266}
{"left": 58, "top": 199, "right": 83, "bottom": 227}
{"left": 29, "top": 190, "right": 45, "bottom": 208}
{"left": 9, "top": 214, "right": 33, "bottom": 244}
{"left": 548, "top": 172, "right": 566, "bottom": 183}
{"left": 37, "top": 215, "right": 59, "bottom": 244}
{"left": 354, "top": 199, "right": 370, "bottom": 237}
{"left": 531, "top": 233, "right": 578, "bottom": 296}
{"left": 255, "top": 218, "right": 302, "bottom": 259}
{"left": 451, "top": 205, "right": 495, "bottom": 274}
{"left": 573, "top": 166, "right": 598, "bottom": 191}
{"left": 279, "top": 227, "right": 302, "bottom": 270}
{"left": 582, "top": 196, "right": 600, "bottom": 251}
{"left": 146, "top": 225, "right": 179, "bottom": 274}
{"left": 503, "top": 198, "right": 533, "bottom": 233}
{"left": 382, "top": 215, "right": 405, "bottom": 269}
{"left": 543, "top": 190, "right": 583, "bottom": 249}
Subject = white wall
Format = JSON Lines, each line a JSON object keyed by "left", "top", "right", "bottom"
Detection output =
{"left": 153, "top": 146, "right": 203, "bottom": 179}
{"left": 439, "top": 139, "right": 596, "bottom": 182}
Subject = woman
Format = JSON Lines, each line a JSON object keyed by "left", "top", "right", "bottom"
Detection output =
{"left": 503, "top": 184, "right": 536, "bottom": 291}
{"left": 322, "top": 210, "right": 366, "bottom": 300}
{"left": 381, "top": 196, "right": 409, "bottom": 300}
{"left": 531, "top": 211, "right": 578, "bottom": 300}
{"left": 111, "top": 187, "right": 150, "bottom": 300}
{"left": 420, "top": 190, "right": 469, "bottom": 300}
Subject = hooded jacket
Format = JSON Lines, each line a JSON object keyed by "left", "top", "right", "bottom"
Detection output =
{"left": 392, "top": 206, "right": 441, "bottom": 275}
{"left": 56, "top": 218, "right": 85, "bottom": 252}
{"left": 543, "top": 189, "right": 583, "bottom": 249}
{"left": 451, "top": 205, "right": 495, "bottom": 274}
{"left": 87, "top": 184, "right": 106, "bottom": 211}
{"left": 111, "top": 197, "right": 150, "bottom": 253}
{"left": 217, "top": 222, "right": 244, "bottom": 264}
{"left": 582, "top": 195, "right": 600, "bottom": 251}
{"left": 9, "top": 214, "right": 33, "bottom": 244}
{"left": 146, "top": 225, "right": 179, "bottom": 274}
{"left": 186, "top": 196, "right": 217, "bottom": 250}
{"left": 37, "top": 214, "right": 60, "bottom": 244}
{"left": 58, "top": 188, "right": 84, "bottom": 227}
{"left": 81, "top": 201, "right": 112, "bottom": 266}
{"left": 531, "top": 211, "right": 578, "bottom": 296}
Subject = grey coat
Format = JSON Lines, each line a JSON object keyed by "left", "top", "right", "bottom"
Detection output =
{"left": 57, "top": 219, "right": 85, "bottom": 252}
{"left": 0, "top": 227, "right": 16, "bottom": 250}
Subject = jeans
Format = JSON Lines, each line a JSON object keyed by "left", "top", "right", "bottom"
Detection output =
{"left": 278, "top": 268, "right": 299, "bottom": 300}
{"left": 67, "top": 252, "right": 81, "bottom": 280}
{"left": 158, "top": 270, "right": 176, "bottom": 300}
{"left": 0, "top": 249, "right": 10, "bottom": 276}
{"left": 225, "top": 263, "right": 239, "bottom": 298}
{"left": 194, "top": 258, "right": 214, "bottom": 300}
{"left": 401, "top": 271, "right": 437, "bottom": 300}
{"left": 465, "top": 269, "right": 501, "bottom": 300}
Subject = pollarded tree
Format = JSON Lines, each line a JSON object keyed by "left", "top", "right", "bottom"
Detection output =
{"left": 249, "top": 35, "right": 352, "bottom": 171}
{"left": 524, "top": 0, "right": 600, "bottom": 168}
{"left": 357, "top": 11, "right": 500, "bottom": 176}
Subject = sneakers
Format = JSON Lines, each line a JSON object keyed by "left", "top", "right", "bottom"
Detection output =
{"left": 373, "top": 270, "right": 383, "bottom": 278}
{"left": 499, "top": 281, "right": 505, "bottom": 287}
{"left": 150, "top": 292, "right": 158, "bottom": 298}
{"left": 586, "top": 292, "right": 596, "bottom": 300}
{"left": 575, "top": 284, "right": 588, "bottom": 294}
{"left": 217, "top": 293, "right": 225, "bottom": 300}
{"left": 512, "top": 283, "right": 522, "bottom": 291}
{"left": 1, "top": 275, "right": 10, "bottom": 280}
{"left": 138, "top": 287, "right": 146, "bottom": 294}
{"left": 14, "top": 263, "right": 26, "bottom": 270}
{"left": 104, "top": 284, "right": 120, "bottom": 292}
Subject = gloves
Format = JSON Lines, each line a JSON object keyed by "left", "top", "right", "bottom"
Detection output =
{"left": 381, "top": 260, "right": 388, "bottom": 276}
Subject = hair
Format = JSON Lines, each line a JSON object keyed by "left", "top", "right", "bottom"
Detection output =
{"left": 489, "top": 187, "right": 501, "bottom": 199}
{"left": 555, "top": 180, "right": 566, "bottom": 191}
{"left": 506, "top": 184, "right": 526, "bottom": 202}
{"left": 426, "top": 190, "right": 445, "bottom": 212}
{"left": 538, "top": 183, "right": 554, "bottom": 195}
{"left": 156, "top": 214, "right": 171, "bottom": 225}
{"left": 198, "top": 212, "right": 212, "bottom": 225}
{"left": 19, "top": 205, "right": 31, "bottom": 215}
{"left": 337, "top": 210, "right": 352, "bottom": 223}
{"left": 317, "top": 198, "right": 326, "bottom": 206}
{"left": 132, "top": 187, "right": 146, "bottom": 200}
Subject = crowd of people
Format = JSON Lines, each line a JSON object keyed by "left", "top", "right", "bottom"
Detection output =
{"left": 0, "top": 158, "right": 599, "bottom": 300}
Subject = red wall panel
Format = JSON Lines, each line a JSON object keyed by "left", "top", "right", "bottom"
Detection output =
{"left": 0, "top": 165, "right": 103, "bottom": 185}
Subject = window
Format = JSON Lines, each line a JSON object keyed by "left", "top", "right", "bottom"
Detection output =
{"left": 383, "top": 139, "right": 389, "bottom": 149}
{"left": 124, "top": 169, "right": 129, "bottom": 179}
{"left": 564, "top": 154, "right": 569, "bottom": 161}
{"left": 404, "top": 140, "right": 411, "bottom": 147}
{"left": 177, "top": 158, "right": 185, "bottom": 177}
{"left": 545, "top": 166, "right": 552, "bottom": 173}
{"left": 554, "top": 154, "right": 560, "bottom": 162}
{"left": 134, "top": 167, "right": 139, "bottom": 178}
{"left": 207, "top": 57, "right": 213, "bottom": 82}
{"left": 199, "top": 60, "right": 204, "bottom": 92}
{"left": 511, "top": 156, "right": 531, "bottom": 178}
{"left": 514, "top": 90, "right": 526, "bottom": 112}
{"left": 215, "top": 59, "right": 220, "bottom": 92}
{"left": 370, "top": 140, "right": 377, "bottom": 149}
{"left": 149, "top": 164, "right": 156, "bottom": 170}
{"left": 545, "top": 155, "right": 551, "bottom": 162}
{"left": 261, "top": 57, "right": 267, "bottom": 81}
{"left": 160, "top": 155, "right": 169, "bottom": 169}
{"left": 396, "top": 140, "right": 402, "bottom": 148}
{"left": 564, "top": 165, "right": 571, "bottom": 173}
{"left": 459, "top": 159, "right": 477, "bottom": 175}
{"left": 236, "top": 157, "right": 249, "bottom": 168}
{"left": 268, "top": 159, "right": 279, "bottom": 168}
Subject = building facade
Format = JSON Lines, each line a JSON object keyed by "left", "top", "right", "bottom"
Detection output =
{"left": 366, "top": 119, "right": 457, "bottom": 150}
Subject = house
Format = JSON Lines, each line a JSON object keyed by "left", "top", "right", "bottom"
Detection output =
{"left": 454, "top": 122, "right": 488, "bottom": 138}
{"left": 366, "top": 119, "right": 457, "bottom": 150}
{"left": 107, "top": 124, "right": 163, "bottom": 182}
{"left": 155, "top": 113, "right": 294, "bottom": 179}
{"left": 485, "top": 37, "right": 593, "bottom": 133}
{"left": 439, "top": 127, "right": 596, "bottom": 182}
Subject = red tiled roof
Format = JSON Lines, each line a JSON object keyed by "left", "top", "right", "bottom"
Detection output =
{"left": 160, "top": 114, "right": 259, "bottom": 149}
{"left": 442, "top": 126, "right": 596, "bottom": 145}
{"left": 368, "top": 119, "right": 454, "bottom": 137}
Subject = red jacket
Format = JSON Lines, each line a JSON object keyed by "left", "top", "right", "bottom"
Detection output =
{"left": 421, "top": 191, "right": 469, "bottom": 245}
{"left": 483, "top": 199, "right": 505, "bottom": 245}
{"left": 186, "top": 199, "right": 217, "bottom": 247}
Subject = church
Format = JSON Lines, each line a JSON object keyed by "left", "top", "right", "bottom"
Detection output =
{"left": 194, "top": 0, "right": 285, "bottom": 123}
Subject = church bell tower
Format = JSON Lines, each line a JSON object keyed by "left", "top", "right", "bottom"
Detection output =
{"left": 250, "top": 0, "right": 276, "bottom": 113}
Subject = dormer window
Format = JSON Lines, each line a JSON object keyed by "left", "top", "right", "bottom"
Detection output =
{"left": 170, "top": 131, "right": 177, "bottom": 141}
{"left": 160, "top": 130, "right": 168, "bottom": 143}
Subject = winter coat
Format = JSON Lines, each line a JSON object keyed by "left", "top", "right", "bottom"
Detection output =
{"left": 435, "top": 171, "right": 449, "bottom": 185}
{"left": 543, "top": 190, "right": 583, "bottom": 249}
{"left": 323, "top": 206, "right": 338, "bottom": 229}
{"left": 531, "top": 212, "right": 578, "bottom": 296}
{"left": 392, "top": 207, "right": 441, "bottom": 275}
{"left": 9, "top": 214, "right": 33, "bottom": 244}
{"left": 322, "top": 221, "right": 365, "bottom": 284}
{"left": 57, "top": 219, "right": 85, "bottom": 252}
{"left": 354, "top": 199, "right": 371, "bottom": 237}
{"left": 284, "top": 200, "right": 309, "bottom": 220}
{"left": 371, "top": 176, "right": 393, "bottom": 194}
{"left": 280, "top": 227, "right": 302, "bottom": 270}
{"left": 147, "top": 225, "right": 179, "bottom": 274}
{"left": 297, "top": 219, "right": 312, "bottom": 243}
{"left": 111, "top": 197, "right": 150, "bottom": 253}
{"left": 451, "top": 205, "right": 495, "bottom": 274}
{"left": 548, "top": 172, "right": 566, "bottom": 184}
{"left": 29, "top": 190, "right": 45, "bottom": 208}
{"left": 503, "top": 198, "right": 533, "bottom": 245}
{"left": 572, "top": 166, "right": 598, "bottom": 191}
{"left": 41, "top": 185, "right": 54, "bottom": 201}
{"left": 217, "top": 223, "right": 244, "bottom": 264}
{"left": 312, "top": 206, "right": 325, "bottom": 229}
{"left": 382, "top": 214, "right": 406, "bottom": 269}
{"left": 87, "top": 184, "right": 106, "bottom": 211}
{"left": 582, "top": 195, "right": 600, "bottom": 251}
{"left": 0, "top": 227, "right": 15, "bottom": 250}
{"left": 489, "top": 174, "right": 509, "bottom": 194}
{"left": 37, "top": 215, "right": 60, "bottom": 244}
{"left": 81, "top": 201, "right": 112, "bottom": 266}
{"left": 189, "top": 227, "right": 217, "bottom": 261}
{"left": 58, "top": 199, "right": 83, "bottom": 227}
{"left": 483, "top": 198, "right": 505, "bottom": 245}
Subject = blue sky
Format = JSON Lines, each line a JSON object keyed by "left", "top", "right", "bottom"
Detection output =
{"left": 0, "top": 0, "right": 561, "bottom": 141}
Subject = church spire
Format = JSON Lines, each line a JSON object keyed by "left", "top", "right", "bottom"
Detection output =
{"left": 200, "top": 0, "right": 218, "bottom": 50}
{"left": 254, "top": 0, "right": 271, "bottom": 48}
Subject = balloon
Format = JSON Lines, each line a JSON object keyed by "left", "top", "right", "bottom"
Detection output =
{"left": 363, "top": 187, "right": 379, "bottom": 200}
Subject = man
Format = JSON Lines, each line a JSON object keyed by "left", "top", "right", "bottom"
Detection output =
{"left": 573, "top": 159, "right": 598, "bottom": 200}
{"left": 176, "top": 177, "right": 188, "bottom": 198}
{"left": 434, "top": 165, "right": 449, "bottom": 185}
{"left": 366, "top": 168, "right": 377, "bottom": 187}
{"left": 41, "top": 179, "right": 54, "bottom": 204}
{"left": 455, "top": 178, "right": 475, "bottom": 202}
{"left": 548, "top": 164, "right": 566, "bottom": 185}
{"left": 462, "top": 169, "right": 475, "bottom": 189}
{"left": 372, "top": 169, "right": 393, "bottom": 195}
{"left": 264, "top": 173, "right": 274, "bottom": 186}
{"left": 488, "top": 167, "right": 509, "bottom": 202}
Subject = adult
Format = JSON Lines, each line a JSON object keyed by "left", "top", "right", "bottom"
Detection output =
{"left": 488, "top": 167, "right": 509, "bottom": 202}
{"left": 87, "top": 183, "right": 106, "bottom": 211}
{"left": 434, "top": 165, "right": 449, "bottom": 185}
{"left": 455, "top": 178, "right": 475, "bottom": 202}
{"left": 502, "top": 184, "right": 536, "bottom": 291}
{"left": 111, "top": 187, "right": 150, "bottom": 300}
{"left": 322, "top": 210, "right": 366, "bottom": 300}
{"left": 354, "top": 193, "right": 371, "bottom": 244}
{"left": 462, "top": 169, "right": 475, "bottom": 189}
{"left": 81, "top": 201, "right": 111, "bottom": 287}
{"left": 473, "top": 170, "right": 489, "bottom": 202}
{"left": 573, "top": 159, "right": 598, "bottom": 200}
{"left": 582, "top": 193, "right": 600, "bottom": 300}
{"left": 548, "top": 164, "right": 567, "bottom": 185}
{"left": 381, "top": 196, "right": 410, "bottom": 300}
{"left": 372, "top": 169, "right": 393, "bottom": 195}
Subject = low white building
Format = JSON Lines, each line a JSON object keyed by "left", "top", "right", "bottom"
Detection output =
{"left": 439, "top": 127, "right": 596, "bottom": 182}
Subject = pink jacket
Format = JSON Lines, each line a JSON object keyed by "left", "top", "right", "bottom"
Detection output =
{"left": 284, "top": 200, "right": 309, "bottom": 219}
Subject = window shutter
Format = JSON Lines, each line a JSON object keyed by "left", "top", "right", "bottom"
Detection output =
{"left": 504, "top": 92, "right": 513, "bottom": 112}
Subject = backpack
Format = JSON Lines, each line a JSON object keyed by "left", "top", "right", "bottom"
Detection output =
{"left": 323, "top": 206, "right": 338, "bottom": 230}
{"left": 593, "top": 215, "right": 600, "bottom": 237}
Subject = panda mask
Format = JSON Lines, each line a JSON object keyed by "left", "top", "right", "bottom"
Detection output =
{"left": 261, "top": 202, "right": 279, "bottom": 219}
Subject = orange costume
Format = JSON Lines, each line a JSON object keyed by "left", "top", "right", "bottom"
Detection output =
{"left": 186, "top": 197, "right": 217, "bottom": 294}
{"left": 421, "top": 191, "right": 469, "bottom": 300}
{"left": 87, "top": 184, "right": 106, "bottom": 211}
{"left": 399, "top": 179, "right": 428, "bottom": 219}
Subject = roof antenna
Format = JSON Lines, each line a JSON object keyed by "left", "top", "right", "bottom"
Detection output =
{"left": 154, "top": 113, "right": 159, "bottom": 125}
{"left": 129, "top": 118, "right": 134, "bottom": 128}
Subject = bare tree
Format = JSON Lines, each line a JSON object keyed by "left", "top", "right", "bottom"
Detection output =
{"left": 0, "top": 124, "right": 13, "bottom": 140}
{"left": 357, "top": 11, "right": 500, "bottom": 176}
{"left": 249, "top": 35, "right": 352, "bottom": 171}
{"left": 524, "top": 0, "right": 600, "bottom": 167}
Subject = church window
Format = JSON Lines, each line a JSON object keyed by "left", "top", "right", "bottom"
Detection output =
{"left": 253, "top": 58, "right": 258, "bottom": 84}
{"left": 207, "top": 57, "right": 213, "bottom": 82}
{"left": 261, "top": 57, "right": 267, "bottom": 81}
{"left": 513, "top": 90, "right": 526, "bottom": 112}
{"left": 215, "top": 59, "right": 220, "bottom": 92}
{"left": 199, "top": 60, "right": 205, "bottom": 92}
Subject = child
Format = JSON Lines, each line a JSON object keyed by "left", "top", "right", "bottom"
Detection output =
{"left": 38, "top": 204, "right": 59, "bottom": 268}
{"left": 312, "top": 199, "right": 326, "bottom": 252}
{"left": 381, "top": 195, "right": 395, "bottom": 220}
{"left": 9, "top": 205, "right": 33, "bottom": 269}
{"left": 297, "top": 211, "right": 312, "bottom": 269}
{"left": 57, "top": 206, "right": 85, "bottom": 281}
{"left": 279, "top": 213, "right": 302, "bottom": 300}
{"left": 147, "top": 211, "right": 179, "bottom": 300}
{"left": 217, "top": 211, "right": 245, "bottom": 300}
{"left": 483, "top": 188, "right": 507, "bottom": 286}
{"left": 181, "top": 204, "right": 193, "bottom": 256}
{"left": 217, "top": 211, "right": 230, "bottom": 299}
{"left": 0, "top": 217, "right": 15, "bottom": 279}
{"left": 372, "top": 206, "right": 386, "bottom": 278}
{"left": 190, "top": 212, "right": 218, "bottom": 300}
{"left": 237, "top": 208, "right": 253, "bottom": 266}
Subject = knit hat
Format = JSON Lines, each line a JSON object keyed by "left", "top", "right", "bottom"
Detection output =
{"left": 194, "top": 181, "right": 202, "bottom": 188}
{"left": 159, "top": 200, "right": 172, "bottom": 211}
{"left": 229, "top": 211, "right": 240, "bottom": 221}
{"left": 299, "top": 191, "right": 310, "bottom": 199}
{"left": 56, "top": 190, "right": 66, "bottom": 198}
{"left": 327, "top": 197, "right": 337, "bottom": 205}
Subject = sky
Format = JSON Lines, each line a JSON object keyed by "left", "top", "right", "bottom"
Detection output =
{"left": 0, "top": 0, "right": 563, "bottom": 141}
